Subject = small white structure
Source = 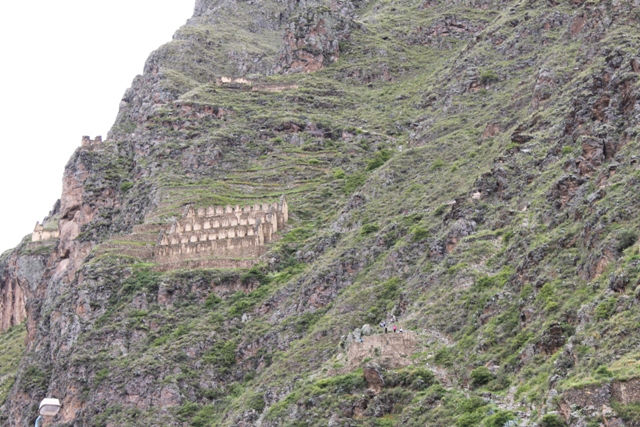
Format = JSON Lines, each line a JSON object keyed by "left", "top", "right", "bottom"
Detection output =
{"left": 39, "top": 398, "right": 61, "bottom": 416}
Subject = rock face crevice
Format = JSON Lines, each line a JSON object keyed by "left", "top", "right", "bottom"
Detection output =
{"left": 0, "top": 277, "right": 26, "bottom": 333}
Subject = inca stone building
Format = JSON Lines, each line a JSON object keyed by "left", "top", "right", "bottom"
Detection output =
{"left": 154, "top": 196, "right": 289, "bottom": 262}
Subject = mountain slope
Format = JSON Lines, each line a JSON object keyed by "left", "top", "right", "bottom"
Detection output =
{"left": 2, "top": 0, "right": 640, "bottom": 426}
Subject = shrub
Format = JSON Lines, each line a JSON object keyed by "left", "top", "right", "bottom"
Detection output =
{"left": 561, "top": 146, "right": 574, "bottom": 155}
{"left": 177, "top": 402, "right": 199, "bottom": 419}
{"left": 410, "top": 226, "right": 429, "bottom": 242}
{"left": 386, "top": 367, "right": 436, "bottom": 390}
{"left": 460, "top": 396, "right": 487, "bottom": 413}
{"left": 241, "top": 265, "right": 271, "bottom": 286}
{"left": 344, "top": 172, "right": 366, "bottom": 194}
{"left": 247, "top": 393, "right": 266, "bottom": 412}
{"left": 594, "top": 365, "right": 613, "bottom": 377}
{"left": 480, "top": 70, "right": 500, "bottom": 85}
{"left": 362, "top": 224, "right": 380, "bottom": 235}
{"left": 316, "top": 372, "right": 366, "bottom": 394}
{"left": 333, "top": 168, "right": 346, "bottom": 179}
{"left": 434, "top": 348, "right": 454, "bottom": 367}
{"left": 94, "top": 368, "right": 109, "bottom": 384}
{"left": 430, "top": 158, "right": 445, "bottom": 170}
{"left": 540, "top": 413, "right": 566, "bottom": 427}
{"left": 294, "top": 311, "right": 323, "bottom": 333}
{"left": 470, "top": 366, "right": 494, "bottom": 387}
{"left": 366, "top": 149, "right": 393, "bottom": 171}
{"left": 612, "top": 402, "right": 640, "bottom": 425}
{"left": 434, "top": 205, "right": 448, "bottom": 216}
{"left": 487, "top": 372, "right": 511, "bottom": 392}
{"left": 595, "top": 297, "right": 617, "bottom": 320}
{"left": 229, "top": 299, "right": 253, "bottom": 318}
{"left": 457, "top": 412, "right": 484, "bottom": 427}
{"left": 22, "top": 366, "right": 48, "bottom": 392}
{"left": 121, "top": 269, "right": 160, "bottom": 295}
{"left": 476, "top": 268, "right": 514, "bottom": 290}
{"left": 120, "top": 181, "right": 134, "bottom": 192}
{"left": 617, "top": 229, "right": 637, "bottom": 253}
{"left": 502, "top": 230, "right": 514, "bottom": 244}
{"left": 191, "top": 406, "right": 215, "bottom": 427}
{"left": 484, "top": 410, "right": 515, "bottom": 427}
{"left": 205, "top": 293, "right": 222, "bottom": 308}
{"left": 204, "top": 341, "right": 237, "bottom": 368}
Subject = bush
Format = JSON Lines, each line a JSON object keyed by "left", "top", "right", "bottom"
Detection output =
{"left": 241, "top": 265, "right": 270, "bottom": 286}
{"left": 366, "top": 149, "right": 393, "bottom": 171}
{"left": 362, "top": 224, "right": 380, "bottom": 235}
{"left": 595, "top": 297, "right": 617, "bottom": 320}
{"left": 247, "top": 393, "right": 266, "bottom": 412}
{"left": 294, "top": 311, "right": 323, "bottom": 333}
{"left": 434, "top": 348, "right": 454, "bottom": 367}
{"left": 480, "top": 70, "right": 499, "bottom": 85}
{"left": 333, "top": 168, "right": 346, "bottom": 179}
{"left": 344, "top": 172, "right": 366, "bottom": 194}
{"left": 430, "top": 158, "right": 445, "bottom": 170}
{"left": 177, "top": 402, "right": 199, "bottom": 419}
{"left": 205, "top": 293, "right": 222, "bottom": 308}
{"left": 204, "top": 341, "right": 237, "bottom": 368}
{"left": 121, "top": 269, "right": 160, "bottom": 295}
{"left": 434, "top": 205, "right": 448, "bottom": 216}
{"left": 484, "top": 410, "right": 515, "bottom": 427}
{"left": 374, "top": 419, "right": 395, "bottom": 427}
{"left": 540, "top": 413, "right": 566, "bottom": 427}
{"left": 457, "top": 412, "right": 484, "bottom": 427}
{"left": 386, "top": 367, "right": 436, "bottom": 390}
{"left": 22, "top": 366, "right": 49, "bottom": 392}
{"left": 460, "top": 396, "right": 487, "bottom": 413}
{"left": 120, "top": 181, "right": 134, "bottom": 192}
{"left": 191, "top": 406, "right": 215, "bottom": 427}
{"left": 316, "top": 372, "right": 366, "bottom": 394}
{"left": 617, "top": 229, "right": 637, "bottom": 253}
{"left": 612, "top": 402, "right": 640, "bottom": 425}
{"left": 470, "top": 366, "right": 494, "bottom": 387}
{"left": 94, "top": 368, "right": 109, "bottom": 384}
{"left": 410, "top": 226, "right": 429, "bottom": 242}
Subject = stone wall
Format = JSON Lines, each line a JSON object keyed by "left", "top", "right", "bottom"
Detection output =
{"left": 31, "top": 222, "right": 60, "bottom": 242}
{"left": 155, "top": 196, "right": 288, "bottom": 262}
{"left": 81, "top": 135, "right": 102, "bottom": 147}
{"left": 346, "top": 332, "right": 418, "bottom": 370}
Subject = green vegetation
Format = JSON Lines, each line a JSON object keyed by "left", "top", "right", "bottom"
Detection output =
{"left": 479, "top": 70, "right": 500, "bottom": 85}
{"left": 366, "top": 149, "right": 393, "bottom": 171}
{"left": 120, "top": 181, "right": 134, "bottom": 192}
{"left": 470, "top": 366, "right": 494, "bottom": 387}
{"left": 540, "top": 413, "right": 567, "bottom": 427}
{"left": 0, "top": 324, "right": 26, "bottom": 404}
{"left": 6, "top": 0, "right": 640, "bottom": 426}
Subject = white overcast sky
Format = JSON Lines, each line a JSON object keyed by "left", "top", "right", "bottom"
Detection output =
{"left": 0, "top": 0, "right": 194, "bottom": 254}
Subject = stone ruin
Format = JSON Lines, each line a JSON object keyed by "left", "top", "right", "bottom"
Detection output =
{"left": 154, "top": 196, "right": 289, "bottom": 263}
{"left": 81, "top": 135, "right": 102, "bottom": 147}
{"left": 31, "top": 222, "right": 60, "bottom": 242}
{"left": 216, "top": 76, "right": 298, "bottom": 93}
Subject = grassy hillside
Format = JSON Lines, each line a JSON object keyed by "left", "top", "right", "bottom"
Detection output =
{"left": 0, "top": 324, "right": 26, "bottom": 405}
{"left": 4, "top": 0, "right": 640, "bottom": 426}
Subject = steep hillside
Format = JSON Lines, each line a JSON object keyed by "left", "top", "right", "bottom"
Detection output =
{"left": 2, "top": 0, "right": 640, "bottom": 426}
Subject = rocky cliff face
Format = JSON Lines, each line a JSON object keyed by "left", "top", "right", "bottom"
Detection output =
{"left": 3, "top": 0, "right": 640, "bottom": 426}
